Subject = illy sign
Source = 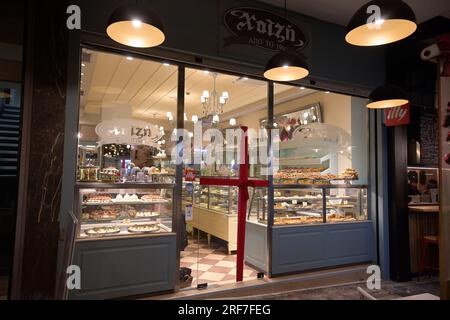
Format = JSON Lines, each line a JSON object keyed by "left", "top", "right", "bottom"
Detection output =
{"left": 385, "top": 104, "right": 411, "bottom": 127}
{"left": 223, "top": 7, "right": 308, "bottom": 51}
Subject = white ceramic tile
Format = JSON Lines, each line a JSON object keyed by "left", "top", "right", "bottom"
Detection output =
{"left": 181, "top": 257, "right": 199, "bottom": 264}
{"left": 198, "top": 248, "right": 215, "bottom": 254}
{"left": 189, "top": 264, "right": 213, "bottom": 272}
{"left": 199, "top": 272, "right": 226, "bottom": 282}
{"left": 204, "top": 254, "right": 226, "bottom": 261}
{"left": 228, "top": 268, "right": 254, "bottom": 277}
{"left": 215, "top": 260, "right": 236, "bottom": 268}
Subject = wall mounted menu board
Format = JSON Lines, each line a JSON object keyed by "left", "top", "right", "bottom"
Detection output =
{"left": 420, "top": 113, "right": 439, "bottom": 166}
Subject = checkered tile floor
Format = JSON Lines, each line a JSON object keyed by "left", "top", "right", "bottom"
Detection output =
{"left": 180, "top": 238, "right": 259, "bottom": 287}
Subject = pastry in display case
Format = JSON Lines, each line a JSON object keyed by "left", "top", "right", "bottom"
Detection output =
{"left": 76, "top": 185, "right": 174, "bottom": 239}
{"left": 209, "top": 186, "right": 238, "bottom": 214}
{"left": 255, "top": 185, "right": 368, "bottom": 226}
{"left": 274, "top": 167, "right": 359, "bottom": 185}
{"left": 184, "top": 182, "right": 238, "bottom": 215}
{"left": 272, "top": 188, "right": 324, "bottom": 225}
{"left": 78, "top": 165, "right": 100, "bottom": 182}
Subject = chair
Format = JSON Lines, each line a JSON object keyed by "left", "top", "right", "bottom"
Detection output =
{"left": 418, "top": 235, "right": 439, "bottom": 281}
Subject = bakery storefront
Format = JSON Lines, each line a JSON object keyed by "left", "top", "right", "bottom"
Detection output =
{"left": 63, "top": 0, "right": 385, "bottom": 299}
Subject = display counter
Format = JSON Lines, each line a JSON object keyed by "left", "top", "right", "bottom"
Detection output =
{"left": 69, "top": 183, "right": 177, "bottom": 300}
{"left": 245, "top": 184, "right": 375, "bottom": 276}
{"left": 182, "top": 180, "right": 267, "bottom": 254}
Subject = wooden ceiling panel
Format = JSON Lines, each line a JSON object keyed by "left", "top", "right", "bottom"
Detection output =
{"left": 116, "top": 59, "right": 162, "bottom": 103}
{"left": 128, "top": 65, "right": 177, "bottom": 110}
{"left": 80, "top": 50, "right": 305, "bottom": 124}
{"left": 103, "top": 58, "right": 141, "bottom": 103}
{"left": 86, "top": 53, "right": 122, "bottom": 102}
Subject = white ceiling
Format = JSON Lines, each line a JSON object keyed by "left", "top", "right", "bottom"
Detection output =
{"left": 80, "top": 50, "right": 315, "bottom": 124}
{"left": 258, "top": 0, "right": 450, "bottom": 25}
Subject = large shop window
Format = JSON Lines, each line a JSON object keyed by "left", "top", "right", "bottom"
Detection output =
{"left": 265, "top": 84, "right": 370, "bottom": 226}
{"left": 180, "top": 68, "right": 271, "bottom": 288}
{"left": 76, "top": 48, "right": 178, "bottom": 238}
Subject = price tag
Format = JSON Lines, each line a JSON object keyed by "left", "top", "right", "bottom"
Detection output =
{"left": 185, "top": 205, "right": 193, "bottom": 222}
{"left": 292, "top": 200, "right": 298, "bottom": 205}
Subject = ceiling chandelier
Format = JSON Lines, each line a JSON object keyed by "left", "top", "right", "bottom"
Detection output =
{"left": 201, "top": 72, "right": 229, "bottom": 123}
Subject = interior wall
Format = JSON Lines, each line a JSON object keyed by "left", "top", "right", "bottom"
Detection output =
{"left": 351, "top": 97, "right": 370, "bottom": 184}
{"left": 233, "top": 91, "right": 354, "bottom": 173}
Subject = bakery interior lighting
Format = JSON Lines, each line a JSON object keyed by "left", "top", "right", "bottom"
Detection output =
{"left": 264, "top": 49, "right": 309, "bottom": 82}
{"left": 263, "top": 0, "right": 309, "bottom": 82}
{"left": 345, "top": 0, "right": 417, "bottom": 46}
{"left": 367, "top": 84, "right": 409, "bottom": 109}
{"left": 106, "top": 2, "right": 165, "bottom": 48}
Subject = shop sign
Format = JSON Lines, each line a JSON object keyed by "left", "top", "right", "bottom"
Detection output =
{"left": 223, "top": 7, "right": 308, "bottom": 51}
{"left": 185, "top": 169, "right": 196, "bottom": 182}
{"left": 385, "top": 104, "right": 411, "bottom": 127}
{"left": 95, "top": 119, "right": 164, "bottom": 146}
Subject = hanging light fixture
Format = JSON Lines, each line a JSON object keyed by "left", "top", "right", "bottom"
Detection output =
{"left": 201, "top": 73, "right": 229, "bottom": 121}
{"left": 107, "top": 2, "right": 165, "bottom": 48}
{"left": 264, "top": 49, "right": 309, "bottom": 82}
{"left": 263, "top": 1, "right": 309, "bottom": 82}
{"left": 346, "top": 0, "right": 417, "bottom": 46}
{"left": 367, "top": 84, "right": 409, "bottom": 109}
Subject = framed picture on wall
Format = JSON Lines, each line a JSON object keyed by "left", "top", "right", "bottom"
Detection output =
{"left": 260, "top": 102, "right": 322, "bottom": 141}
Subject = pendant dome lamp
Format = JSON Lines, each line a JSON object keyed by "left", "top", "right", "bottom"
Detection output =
{"left": 263, "top": 0, "right": 309, "bottom": 82}
{"left": 367, "top": 84, "right": 409, "bottom": 109}
{"left": 264, "top": 49, "right": 310, "bottom": 82}
{"left": 106, "top": 1, "right": 165, "bottom": 48}
{"left": 346, "top": 0, "right": 417, "bottom": 46}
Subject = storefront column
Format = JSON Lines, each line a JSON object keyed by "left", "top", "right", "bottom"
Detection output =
{"left": 11, "top": 0, "right": 70, "bottom": 299}
{"left": 387, "top": 125, "right": 411, "bottom": 281}
{"left": 173, "top": 66, "right": 185, "bottom": 290}
{"left": 266, "top": 81, "right": 274, "bottom": 277}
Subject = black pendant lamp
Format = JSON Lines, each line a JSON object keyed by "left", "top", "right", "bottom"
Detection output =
{"left": 346, "top": 0, "right": 417, "bottom": 46}
{"left": 264, "top": 49, "right": 309, "bottom": 82}
{"left": 107, "top": 2, "right": 165, "bottom": 48}
{"left": 263, "top": 1, "right": 309, "bottom": 82}
{"left": 367, "top": 84, "right": 409, "bottom": 109}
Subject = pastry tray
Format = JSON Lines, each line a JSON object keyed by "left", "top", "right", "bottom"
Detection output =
{"left": 127, "top": 225, "right": 160, "bottom": 234}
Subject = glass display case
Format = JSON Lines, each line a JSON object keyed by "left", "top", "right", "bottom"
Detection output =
{"left": 75, "top": 183, "right": 174, "bottom": 239}
{"left": 254, "top": 184, "right": 368, "bottom": 226}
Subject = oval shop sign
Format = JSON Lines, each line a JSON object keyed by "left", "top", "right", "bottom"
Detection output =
{"left": 223, "top": 6, "right": 308, "bottom": 51}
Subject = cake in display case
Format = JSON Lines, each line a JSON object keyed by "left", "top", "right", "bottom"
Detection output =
{"left": 182, "top": 181, "right": 239, "bottom": 215}
{"left": 255, "top": 184, "right": 368, "bottom": 225}
{"left": 76, "top": 184, "right": 174, "bottom": 239}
